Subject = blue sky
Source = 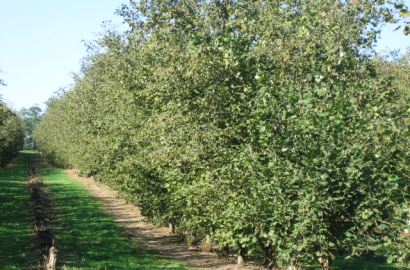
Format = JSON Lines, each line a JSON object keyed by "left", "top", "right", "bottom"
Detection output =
{"left": 0, "top": 0, "right": 409, "bottom": 112}
{"left": 0, "top": 0, "right": 128, "bottom": 111}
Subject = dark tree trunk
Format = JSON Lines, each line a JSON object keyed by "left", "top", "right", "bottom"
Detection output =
{"left": 237, "top": 242, "right": 246, "bottom": 265}
{"left": 257, "top": 238, "right": 276, "bottom": 266}
{"left": 319, "top": 252, "right": 332, "bottom": 270}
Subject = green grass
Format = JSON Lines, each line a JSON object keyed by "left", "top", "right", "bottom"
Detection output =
{"left": 38, "top": 166, "right": 188, "bottom": 269}
{"left": 0, "top": 152, "right": 34, "bottom": 269}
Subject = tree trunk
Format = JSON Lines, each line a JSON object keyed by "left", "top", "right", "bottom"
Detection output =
{"left": 187, "top": 231, "right": 197, "bottom": 246}
{"left": 205, "top": 234, "right": 212, "bottom": 245}
{"left": 257, "top": 238, "right": 275, "bottom": 266}
{"left": 201, "top": 235, "right": 212, "bottom": 252}
{"left": 287, "top": 266, "right": 301, "bottom": 270}
{"left": 237, "top": 242, "right": 246, "bottom": 265}
{"left": 319, "top": 253, "right": 332, "bottom": 270}
{"left": 205, "top": 235, "right": 212, "bottom": 251}
{"left": 44, "top": 247, "right": 58, "bottom": 270}
{"left": 168, "top": 223, "right": 175, "bottom": 234}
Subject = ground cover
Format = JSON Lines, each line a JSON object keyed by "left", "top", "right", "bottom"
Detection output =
{"left": 332, "top": 256, "right": 398, "bottom": 270}
{"left": 0, "top": 152, "right": 34, "bottom": 269}
{"left": 300, "top": 250, "right": 401, "bottom": 270}
{"left": 38, "top": 165, "right": 188, "bottom": 269}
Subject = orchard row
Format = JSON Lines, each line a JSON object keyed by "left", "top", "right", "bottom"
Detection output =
{"left": 33, "top": 1, "right": 410, "bottom": 269}
{"left": 0, "top": 86, "right": 25, "bottom": 166}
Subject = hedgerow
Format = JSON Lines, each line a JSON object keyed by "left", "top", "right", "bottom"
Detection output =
{"left": 34, "top": 1, "right": 410, "bottom": 269}
{"left": 0, "top": 73, "right": 25, "bottom": 166}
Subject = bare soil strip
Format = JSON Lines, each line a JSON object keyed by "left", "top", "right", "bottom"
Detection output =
{"left": 64, "top": 169, "right": 263, "bottom": 270}
{"left": 28, "top": 165, "right": 58, "bottom": 269}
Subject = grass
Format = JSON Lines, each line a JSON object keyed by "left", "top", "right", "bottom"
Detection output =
{"left": 38, "top": 165, "right": 188, "bottom": 269}
{"left": 0, "top": 152, "right": 34, "bottom": 269}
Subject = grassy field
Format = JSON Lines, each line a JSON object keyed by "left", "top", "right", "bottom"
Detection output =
{"left": 0, "top": 152, "right": 34, "bottom": 269}
{"left": 1, "top": 151, "right": 187, "bottom": 270}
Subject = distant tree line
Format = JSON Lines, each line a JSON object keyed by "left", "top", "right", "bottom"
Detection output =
{"left": 34, "top": 1, "right": 410, "bottom": 269}
{"left": 20, "top": 106, "right": 43, "bottom": 149}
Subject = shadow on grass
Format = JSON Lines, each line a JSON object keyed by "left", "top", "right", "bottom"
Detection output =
{"left": 303, "top": 257, "right": 400, "bottom": 270}
{"left": 332, "top": 257, "right": 399, "bottom": 270}
{"left": 39, "top": 167, "right": 187, "bottom": 269}
{"left": 0, "top": 152, "right": 33, "bottom": 269}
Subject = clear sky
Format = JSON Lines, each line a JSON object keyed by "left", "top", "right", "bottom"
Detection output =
{"left": 0, "top": 0, "right": 129, "bottom": 111}
{"left": 0, "top": 0, "right": 409, "bottom": 112}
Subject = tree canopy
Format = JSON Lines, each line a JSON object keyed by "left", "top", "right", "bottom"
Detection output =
{"left": 34, "top": 1, "right": 410, "bottom": 269}
{"left": 0, "top": 94, "right": 25, "bottom": 166}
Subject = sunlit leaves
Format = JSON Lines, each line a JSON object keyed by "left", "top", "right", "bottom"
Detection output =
{"left": 0, "top": 101, "right": 25, "bottom": 166}
{"left": 34, "top": 0, "right": 410, "bottom": 269}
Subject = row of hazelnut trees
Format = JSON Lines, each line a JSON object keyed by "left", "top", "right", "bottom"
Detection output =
{"left": 34, "top": 0, "right": 410, "bottom": 269}
{"left": 0, "top": 73, "right": 25, "bottom": 167}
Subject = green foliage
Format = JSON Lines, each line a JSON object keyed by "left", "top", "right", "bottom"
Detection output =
{"left": 0, "top": 70, "right": 25, "bottom": 166}
{"left": 34, "top": 1, "right": 410, "bottom": 269}
{"left": 20, "top": 106, "right": 43, "bottom": 149}
{"left": 0, "top": 69, "right": 6, "bottom": 89}
{"left": 0, "top": 101, "right": 25, "bottom": 167}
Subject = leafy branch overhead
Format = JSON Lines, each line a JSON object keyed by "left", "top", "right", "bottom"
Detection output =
{"left": 34, "top": 1, "right": 410, "bottom": 269}
{"left": 386, "top": 0, "right": 410, "bottom": 34}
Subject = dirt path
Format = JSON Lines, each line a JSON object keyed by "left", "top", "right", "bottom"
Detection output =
{"left": 63, "top": 169, "right": 263, "bottom": 270}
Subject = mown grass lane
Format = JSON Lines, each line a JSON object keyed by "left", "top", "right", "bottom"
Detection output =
{"left": 39, "top": 165, "right": 188, "bottom": 269}
{"left": 0, "top": 152, "right": 34, "bottom": 269}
